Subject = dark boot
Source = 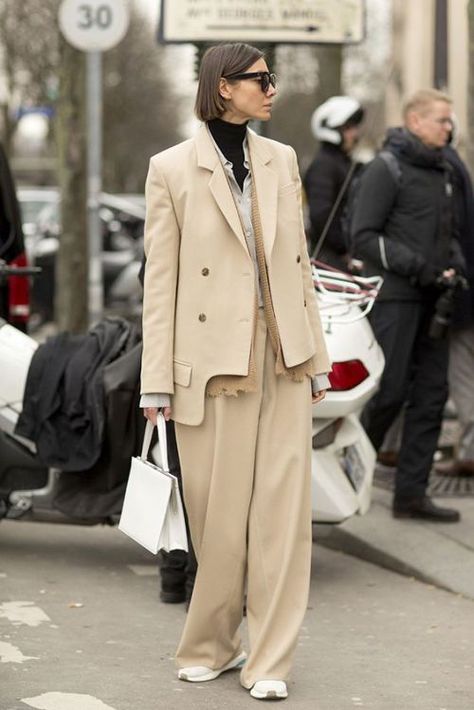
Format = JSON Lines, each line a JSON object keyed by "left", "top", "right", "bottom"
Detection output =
{"left": 393, "top": 496, "right": 460, "bottom": 523}
{"left": 158, "top": 549, "right": 187, "bottom": 603}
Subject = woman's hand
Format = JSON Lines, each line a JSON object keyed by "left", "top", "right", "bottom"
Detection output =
{"left": 143, "top": 407, "right": 158, "bottom": 425}
{"left": 312, "top": 389, "right": 326, "bottom": 404}
{"left": 161, "top": 406, "right": 172, "bottom": 421}
{"left": 143, "top": 406, "right": 173, "bottom": 425}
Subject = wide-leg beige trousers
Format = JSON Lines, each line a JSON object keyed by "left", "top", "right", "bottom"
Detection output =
{"left": 174, "top": 311, "right": 313, "bottom": 687}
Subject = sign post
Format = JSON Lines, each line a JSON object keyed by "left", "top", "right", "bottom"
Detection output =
{"left": 86, "top": 49, "right": 103, "bottom": 327}
{"left": 58, "top": 0, "right": 129, "bottom": 326}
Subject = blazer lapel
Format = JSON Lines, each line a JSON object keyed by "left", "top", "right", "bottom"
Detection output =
{"left": 247, "top": 130, "right": 278, "bottom": 259}
{"left": 195, "top": 124, "right": 248, "bottom": 251}
{"left": 194, "top": 124, "right": 279, "bottom": 258}
{"left": 208, "top": 169, "right": 247, "bottom": 249}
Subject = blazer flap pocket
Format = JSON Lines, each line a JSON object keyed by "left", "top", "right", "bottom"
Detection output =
{"left": 173, "top": 359, "right": 192, "bottom": 387}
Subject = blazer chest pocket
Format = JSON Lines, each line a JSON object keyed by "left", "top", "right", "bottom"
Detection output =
{"left": 173, "top": 359, "right": 192, "bottom": 388}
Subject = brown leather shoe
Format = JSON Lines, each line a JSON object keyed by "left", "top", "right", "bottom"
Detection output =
{"left": 377, "top": 451, "right": 399, "bottom": 468}
{"left": 393, "top": 496, "right": 460, "bottom": 522}
{"left": 434, "top": 459, "right": 474, "bottom": 477}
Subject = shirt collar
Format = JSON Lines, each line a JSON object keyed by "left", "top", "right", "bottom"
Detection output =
{"left": 209, "top": 132, "right": 250, "bottom": 171}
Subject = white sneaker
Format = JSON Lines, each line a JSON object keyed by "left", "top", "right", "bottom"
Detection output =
{"left": 178, "top": 651, "right": 247, "bottom": 682}
{"left": 250, "top": 680, "right": 288, "bottom": 700}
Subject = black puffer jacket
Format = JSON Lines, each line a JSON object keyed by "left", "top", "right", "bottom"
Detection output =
{"left": 444, "top": 145, "right": 474, "bottom": 328}
{"left": 351, "top": 128, "right": 465, "bottom": 300}
{"left": 303, "top": 142, "right": 353, "bottom": 267}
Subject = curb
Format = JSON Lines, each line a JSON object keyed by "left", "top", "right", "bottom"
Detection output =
{"left": 314, "top": 489, "right": 474, "bottom": 600}
{"left": 317, "top": 524, "right": 456, "bottom": 595}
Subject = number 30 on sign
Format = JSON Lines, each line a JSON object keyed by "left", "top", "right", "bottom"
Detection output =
{"left": 59, "top": 0, "right": 130, "bottom": 52}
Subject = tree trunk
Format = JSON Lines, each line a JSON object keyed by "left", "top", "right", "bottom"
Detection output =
{"left": 0, "top": 57, "right": 18, "bottom": 157}
{"left": 315, "top": 45, "right": 343, "bottom": 104}
{"left": 467, "top": 0, "right": 474, "bottom": 175}
{"left": 55, "top": 37, "right": 88, "bottom": 333}
{"left": 0, "top": 105, "right": 15, "bottom": 158}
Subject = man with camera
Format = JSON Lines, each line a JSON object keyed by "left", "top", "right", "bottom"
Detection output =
{"left": 351, "top": 89, "right": 465, "bottom": 522}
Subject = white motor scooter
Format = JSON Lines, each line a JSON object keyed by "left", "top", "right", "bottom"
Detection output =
{"left": 0, "top": 261, "right": 383, "bottom": 527}
{"left": 310, "top": 263, "right": 384, "bottom": 524}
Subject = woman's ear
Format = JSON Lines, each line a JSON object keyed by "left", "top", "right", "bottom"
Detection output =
{"left": 219, "top": 77, "right": 232, "bottom": 101}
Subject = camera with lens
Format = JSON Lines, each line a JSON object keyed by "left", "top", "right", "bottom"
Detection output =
{"left": 428, "top": 273, "right": 469, "bottom": 340}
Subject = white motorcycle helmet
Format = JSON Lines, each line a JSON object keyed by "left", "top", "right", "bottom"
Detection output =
{"left": 311, "top": 96, "right": 364, "bottom": 145}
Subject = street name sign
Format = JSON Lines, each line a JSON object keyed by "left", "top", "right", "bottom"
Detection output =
{"left": 59, "top": 0, "right": 129, "bottom": 52}
{"left": 159, "top": 0, "right": 365, "bottom": 44}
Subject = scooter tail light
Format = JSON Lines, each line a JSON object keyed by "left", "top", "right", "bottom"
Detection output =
{"left": 8, "top": 252, "right": 30, "bottom": 324}
{"left": 328, "top": 359, "right": 369, "bottom": 391}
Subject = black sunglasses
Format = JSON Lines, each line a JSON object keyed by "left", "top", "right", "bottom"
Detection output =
{"left": 224, "top": 71, "right": 277, "bottom": 93}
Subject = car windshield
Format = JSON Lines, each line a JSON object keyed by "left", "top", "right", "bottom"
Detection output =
{"left": 21, "top": 199, "right": 58, "bottom": 224}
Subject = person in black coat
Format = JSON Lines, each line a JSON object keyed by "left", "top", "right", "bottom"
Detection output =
{"left": 303, "top": 96, "right": 364, "bottom": 268}
{"left": 0, "top": 141, "right": 27, "bottom": 323}
{"left": 351, "top": 89, "right": 465, "bottom": 522}
{"left": 434, "top": 133, "right": 474, "bottom": 477}
{"left": 138, "top": 255, "right": 196, "bottom": 604}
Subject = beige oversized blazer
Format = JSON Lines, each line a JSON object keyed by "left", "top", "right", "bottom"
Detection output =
{"left": 141, "top": 124, "right": 331, "bottom": 426}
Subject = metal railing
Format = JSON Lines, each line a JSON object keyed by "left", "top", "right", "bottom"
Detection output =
{"left": 312, "top": 260, "right": 383, "bottom": 324}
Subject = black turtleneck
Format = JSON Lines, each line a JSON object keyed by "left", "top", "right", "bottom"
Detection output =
{"left": 208, "top": 118, "right": 249, "bottom": 190}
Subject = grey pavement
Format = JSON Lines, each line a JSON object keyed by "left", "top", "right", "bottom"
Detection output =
{"left": 319, "top": 485, "right": 474, "bottom": 600}
{"left": 1, "top": 520, "right": 473, "bottom": 710}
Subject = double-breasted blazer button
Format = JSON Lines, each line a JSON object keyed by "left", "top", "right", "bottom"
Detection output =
{"left": 198, "top": 313, "right": 207, "bottom": 322}
{"left": 296, "top": 255, "right": 301, "bottom": 263}
{"left": 201, "top": 267, "right": 210, "bottom": 276}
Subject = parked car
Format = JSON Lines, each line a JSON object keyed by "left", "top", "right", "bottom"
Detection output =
{"left": 18, "top": 188, "right": 145, "bottom": 323}
{"left": 16, "top": 187, "right": 58, "bottom": 238}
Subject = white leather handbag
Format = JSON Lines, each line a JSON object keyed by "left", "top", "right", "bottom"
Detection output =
{"left": 118, "top": 413, "right": 188, "bottom": 554}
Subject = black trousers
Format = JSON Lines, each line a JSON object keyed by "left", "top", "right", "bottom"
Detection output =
{"left": 157, "top": 420, "right": 197, "bottom": 595}
{"left": 362, "top": 300, "right": 449, "bottom": 500}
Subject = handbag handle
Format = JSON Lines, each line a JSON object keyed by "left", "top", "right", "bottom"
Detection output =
{"left": 141, "top": 413, "right": 169, "bottom": 473}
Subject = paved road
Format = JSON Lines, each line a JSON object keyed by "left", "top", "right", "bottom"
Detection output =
{"left": 1, "top": 520, "right": 473, "bottom": 710}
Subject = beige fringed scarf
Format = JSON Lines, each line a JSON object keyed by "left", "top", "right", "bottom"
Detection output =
{"left": 206, "top": 155, "right": 317, "bottom": 398}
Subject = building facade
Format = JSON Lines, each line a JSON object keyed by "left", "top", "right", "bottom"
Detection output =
{"left": 386, "top": 0, "right": 469, "bottom": 151}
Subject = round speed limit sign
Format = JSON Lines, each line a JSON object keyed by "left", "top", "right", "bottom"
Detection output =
{"left": 59, "top": 0, "right": 130, "bottom": 52}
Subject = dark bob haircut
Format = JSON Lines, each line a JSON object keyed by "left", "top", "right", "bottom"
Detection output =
{"left": 194, "top": 43, "right": 264, "bottom": 122}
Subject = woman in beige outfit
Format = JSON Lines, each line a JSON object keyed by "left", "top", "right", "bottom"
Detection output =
{"left": 141, "top": 43, "right": 330, "bottom": 701}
